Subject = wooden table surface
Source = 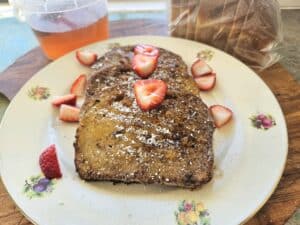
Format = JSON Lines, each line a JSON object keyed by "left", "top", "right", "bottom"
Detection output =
{"left": 0, "top": 19, "right": 299, "bottom": 225}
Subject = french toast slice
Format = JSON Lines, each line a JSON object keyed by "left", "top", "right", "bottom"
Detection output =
{"left": 74, "top": 46, "right": 215, "bottom": 189}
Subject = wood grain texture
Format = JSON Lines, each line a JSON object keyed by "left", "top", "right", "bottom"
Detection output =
{"left": 0, "top": 19, "right": 299, "bottom": 225}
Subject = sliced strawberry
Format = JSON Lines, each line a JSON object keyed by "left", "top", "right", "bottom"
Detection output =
{"left": 191, "top": 59, "right": 213, "bottom": 77}
{"left": 194, "top": 73, "right": 216, "bottom": 91}
{"left": 134, "top": 79, "right": 167, "bottom": 111}
{"left": 70, "top": 74, "right": 87, "bottom": 96}
{"left": 39, "top": 144, "right": 62, "bottom": 179}
{"left": 134, "top": 44, "right": 159, "bottom": 57}
{"left": 52, "top": 94, "right": 76, "bottom": 107}
{"left": 76, "top": 97, "right": 85, "bottom": 108}
{"left": 132, "top": 54, "right": 158, "bottom": 78}
{"left": 76, "top": 50, "right": 97, "bottom": 66}
{"left": 209, "top": 105, "right": 233, "bottom": 128}
{"left": 59, "top": 104, "right": 80, "bottom": 122}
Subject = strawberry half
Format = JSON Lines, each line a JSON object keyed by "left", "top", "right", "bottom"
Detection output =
{"left": 134, "top": 44, "right": 159, "bottom": 57}
{"left": 191, "top": 59, "right": 213, "bottom": 77}
{"left": 209, "top": 105, "right": 233, "bottom": 128}
{"left": 132, "top": 54, "right": 158, "bottom": 78}
{"left": 59, "top": 104, "right": 80, "bottom": 122}
{"left": 76, "top": 50, "right": 97, "bottom": 66}
{"left": 39, "top": 144, "right": 62, "bottom": 179}
{"left": 70, "top": 74, "right": 87, "bottom": 96}
{"left": 52, "top": 94, "right": 76, "bottom": 107}
{"left": 194, "top": 73, "right": 216, "bottom": 91}
{"left": 134, "top": 79, "right": 167, "bottom": 111}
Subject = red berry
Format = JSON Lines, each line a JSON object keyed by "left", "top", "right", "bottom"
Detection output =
{"left": 209, "top": 105, "right": 233, "bottom": 128}
{"left": 59, "top": 105, "right": 80, "bottom": 122}
{"left": 134, "top": 79, "right": 167, "bottom": 111}
{"left": 70, "top": 74, "right": 87, "bottom": 97}
{"left": 52, "top": 94, "right": 76, "bottom": 107}
{"left": 132, "top": 54, "right": 158, "bottom": 78}
{"left": 39, "top": 144, "right": 62, "bottom": 179}
{"left": 134, "top": 44, "right": 160, "bottom": 57}
{"left": 191, "top": 59, "right": 213, "bottom": 77}
{"left": 194, "top": 73, "right": 216, "bottom": 91}
{"left": 76, "top": 50, "right": 97, "bottom": 66}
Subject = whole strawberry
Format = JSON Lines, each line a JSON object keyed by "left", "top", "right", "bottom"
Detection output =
{"left": 39, "top": 144, "right": 62, "bottom": 179}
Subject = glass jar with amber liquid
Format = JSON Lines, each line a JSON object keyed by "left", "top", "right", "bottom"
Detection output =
{"left": 10, "top": 0, "right": 109, "bottom": 60}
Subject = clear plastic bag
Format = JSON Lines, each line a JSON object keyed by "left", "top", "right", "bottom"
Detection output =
{"left": 169, "top": 0, "right": 283, "bottom": 70}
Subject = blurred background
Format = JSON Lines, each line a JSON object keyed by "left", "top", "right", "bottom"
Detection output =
{"left": 0, "top": 0, "right": 299, "bottom": 78}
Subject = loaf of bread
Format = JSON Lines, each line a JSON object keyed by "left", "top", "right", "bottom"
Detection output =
{"left": 169, "top": 0, "right": 282, "bottom": 70}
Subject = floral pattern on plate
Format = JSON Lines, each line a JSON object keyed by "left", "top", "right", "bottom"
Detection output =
{"left": 250, "top": 113, "right": 276, "bottom": 130}
{"left": 197, "top": 50, "right": 214, "bottom": 62}
{"left": 175, "top": 200, "right": 211, "bottom": 225}
{"left": 28, "top": 86, "right": 50, "bottom": 100}
{"left": 23, "top": 175, "right": 56, "bottom": 199}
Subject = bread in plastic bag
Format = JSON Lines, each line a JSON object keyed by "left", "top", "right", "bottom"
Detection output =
{"left": 169, "top": 0, "right": 282, "bottom": 70}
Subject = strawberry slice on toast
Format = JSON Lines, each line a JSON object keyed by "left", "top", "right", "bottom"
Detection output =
{"left": 134, "top": 79, "right": 167, "bottom": 111}
{"left": 134, "top": 44, "right": 159, "bottom": 57}
{"left": 132, "top": 54, "right": 158, "bottom": 78}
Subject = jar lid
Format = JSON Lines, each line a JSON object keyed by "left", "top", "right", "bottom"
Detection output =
{"left": 9, "top": 0, "right": 100, "bottom": 13}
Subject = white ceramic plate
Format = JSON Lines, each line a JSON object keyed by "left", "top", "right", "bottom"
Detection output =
{"left": 0, "top": 36, "right": 288, "bottom": 225}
